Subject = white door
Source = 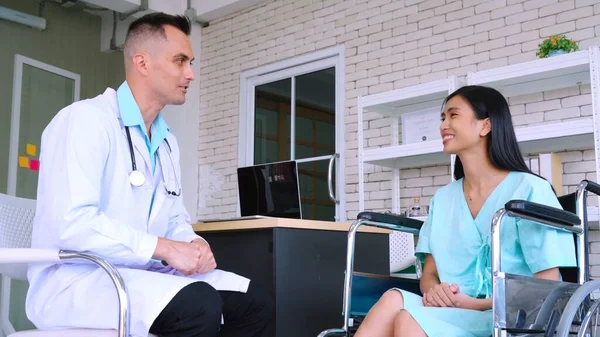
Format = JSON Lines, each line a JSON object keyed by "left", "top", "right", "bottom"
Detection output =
{"left": 8, "top": 55, "right": 80, "bottom": 198}
{"left": 3, "top": 55, "right": 79, "bottom": 333}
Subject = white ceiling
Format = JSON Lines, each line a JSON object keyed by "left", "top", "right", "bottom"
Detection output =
{"left": 78, "top": 0, "right": 267, "bottom": 22}
{"left": 66, "top": 0, "right": 268, "bottom": 51}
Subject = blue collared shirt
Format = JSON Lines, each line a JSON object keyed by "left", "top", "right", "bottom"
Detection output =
{"left": 116, "top": 81, "right": 170, "bottom": 172}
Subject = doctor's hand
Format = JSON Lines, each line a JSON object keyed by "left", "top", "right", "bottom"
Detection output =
{"left": 422, "top": 282, "right": 459, "bottom": 307}
{"left": 155, "top": 238, "right": 206, "bottom": 276}
{"left": 191, "top": 238, "right": 217, "bottom": 274}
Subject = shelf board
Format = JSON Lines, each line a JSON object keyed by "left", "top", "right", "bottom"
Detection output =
{"left": 363, "top": 118, "right": 594, "bottom": 169}
{"left": 360, "top": 78, "right": 452, "bottom": 118}
{"left": 363, "top": 139, "right": 446, "bottom": 169}
{"left": 468, "top": 50, "right": 590, "bottom": 97}
{"left": 516, "top": 118, "right": 594, "bottom": 154}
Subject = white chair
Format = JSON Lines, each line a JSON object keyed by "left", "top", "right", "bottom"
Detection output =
{"left": 0, "top": 193, "right": 153, "bottom": 337}
{"left": 389, "top": 231, "right": 421, "bottom": 279}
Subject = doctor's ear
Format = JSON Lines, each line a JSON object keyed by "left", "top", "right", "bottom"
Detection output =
{"left": 132, "top": 53, "right": 150, "bottom": 76}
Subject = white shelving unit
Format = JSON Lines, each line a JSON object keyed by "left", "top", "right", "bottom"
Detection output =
{"left": 357, "top": 46, "right": 600, "bottom": 218}
{"left": 363, "top": 118, "right": 594, "bottom": 169}
{"left": 358, "top": 77, "right": 460, "bottom": 214}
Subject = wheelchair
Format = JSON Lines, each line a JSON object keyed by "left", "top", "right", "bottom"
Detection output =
{"left": 319, "top": 179, "right": 600, "bottom": 337}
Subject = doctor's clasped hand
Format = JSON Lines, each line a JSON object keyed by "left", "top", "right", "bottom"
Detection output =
{"left": 154, "top": 238, "right": 217, "bottom": 276}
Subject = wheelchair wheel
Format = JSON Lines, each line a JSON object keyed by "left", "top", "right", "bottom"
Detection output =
{"left": 556, "top": 280, "right": 600, "bottom": 337}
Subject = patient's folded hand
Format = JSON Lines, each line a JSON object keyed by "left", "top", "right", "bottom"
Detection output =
{"left": 450, "top": 286, "right": 492, "bottom": 311}
{"left": 452, "top": 291, "right": 474, "bottom": 309}
{"left": 423, "top": 282, "right": 459, "bottom": 307}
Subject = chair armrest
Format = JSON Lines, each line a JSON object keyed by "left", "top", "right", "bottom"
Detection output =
{"left": 583, "top": 180, "right": 600, "bottom": 196}
{"left": 0, "top": 249, "right": 61, "bottom": 279}
{"left": 504, "top": 200, "right": 581, "bottom": 230}
{"left": 0, "top": 248, "right": 60, "bottom": 264}
{"left": 58, "top": 250, "right": 130, "bottom": 337}
{"left": 0, "top": 249, "right": 130, "bottom": 337}
{"left": 357, "top": 212, "right": 423, "bottom": 233}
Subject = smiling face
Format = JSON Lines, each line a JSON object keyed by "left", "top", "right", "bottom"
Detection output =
{"left": 439, "top": 95, "right": 491, "bottom": 155}
{"left": 144, "top": 25, "right": 195, "bottom": 106}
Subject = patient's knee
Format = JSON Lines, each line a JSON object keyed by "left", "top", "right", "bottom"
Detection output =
{"left": 394, "top": 310, "right": 412, "bottom": 326}
{"left": 379, "top": 289, "right": 404, "bottom": 308}
{"left": 394, "top": 310, "right": 421, "bottom": 336}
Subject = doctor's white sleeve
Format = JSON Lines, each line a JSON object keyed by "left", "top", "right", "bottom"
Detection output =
{"left": 166, "top": 194, "right": 206, "bottom": 244}
{"left": 36, "top": 106, "right": 157, "bottom": 266}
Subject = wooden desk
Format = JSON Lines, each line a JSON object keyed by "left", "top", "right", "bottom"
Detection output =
{"left": 192, "top": 218, "right": 391, "bottom": 233}
{"left": 193, "top": 218, "right": 390, "bottom": 337}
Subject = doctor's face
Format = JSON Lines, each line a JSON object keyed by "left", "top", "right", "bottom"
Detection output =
{"left": 147, "top": 25, "right": 195, "bottom": 105}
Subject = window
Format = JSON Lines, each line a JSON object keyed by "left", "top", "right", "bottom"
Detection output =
{"left": 240, "top": 47, "right": 345, "bottom": 221}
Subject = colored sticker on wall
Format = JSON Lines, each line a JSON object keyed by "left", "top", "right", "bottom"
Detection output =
{"left": 29, "top": 159, "right": 40, "bottom": 171}
{"left": 19, "top": 156, "right": 29, "bottom": 168}
{"left": 18, "top": 142, "right": 40, "bottom": 171}
{"left": 27, "top": 144, "right": 36, "bottom": 156}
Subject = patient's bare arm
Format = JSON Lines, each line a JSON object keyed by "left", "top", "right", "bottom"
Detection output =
{"left": 419, "top": 254, "right": 441, "bottom": 295}
{"left": 420, "top": 255, "right": 460, "bottom": 307}
{"left": 534, "top": 267, "right": 560, "bottom": 281}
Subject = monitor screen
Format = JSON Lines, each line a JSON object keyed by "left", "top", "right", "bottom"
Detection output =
{"left": 237, "top": 161, "right": 302, "bottom": 219}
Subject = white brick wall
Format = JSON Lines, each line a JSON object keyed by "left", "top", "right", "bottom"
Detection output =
{"left": 198, "top": 0, "right": 600, "bottom": 273}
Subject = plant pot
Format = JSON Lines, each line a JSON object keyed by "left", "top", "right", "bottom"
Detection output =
{"left": 548, "top": 50, "right": 568, "bottom": 57}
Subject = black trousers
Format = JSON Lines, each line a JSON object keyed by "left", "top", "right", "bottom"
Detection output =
{"left": 149, "top": 281, "right": 273, "bottom": 337}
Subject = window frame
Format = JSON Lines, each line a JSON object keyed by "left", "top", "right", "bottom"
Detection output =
{"left": 238, "top": 46, "right": 346, "bottom": 221}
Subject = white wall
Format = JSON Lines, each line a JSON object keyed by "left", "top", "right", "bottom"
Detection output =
{"left": 197, "top": 0, "right": 600, "bottom": 274}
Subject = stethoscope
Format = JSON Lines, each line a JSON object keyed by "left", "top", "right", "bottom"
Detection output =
{"left": 125, "top": 127, "right": 181, "bottom": 196}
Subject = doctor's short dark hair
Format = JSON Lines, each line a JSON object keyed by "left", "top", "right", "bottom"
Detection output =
{"left": 127, "top": 12, "right": 191, "bottom": 38}
{"left": 123, "top": 13, "right": 191, "bottom": 60}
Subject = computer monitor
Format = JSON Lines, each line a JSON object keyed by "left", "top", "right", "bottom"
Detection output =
{"left": 237, "top": 161, "right": 302, "bottom": 219}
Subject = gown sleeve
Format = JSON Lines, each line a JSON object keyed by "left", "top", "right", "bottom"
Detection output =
{"left": 516, "top": 179, "right": 577, "bottom": 273}
{"left": 415, "top": 196, "right": 435, "bottom": 264}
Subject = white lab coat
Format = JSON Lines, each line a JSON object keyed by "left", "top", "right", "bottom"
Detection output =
{"left": 26, "top": 88, "right": 249, "bottom": 337}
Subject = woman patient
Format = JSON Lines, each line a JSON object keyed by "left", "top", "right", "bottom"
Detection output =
{"left": 355, "top": 85, "right": 577, "bottom": 337}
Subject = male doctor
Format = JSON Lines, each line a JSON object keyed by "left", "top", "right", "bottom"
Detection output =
{"left": 26, "top": 12, "right": 272, "bottom": 337}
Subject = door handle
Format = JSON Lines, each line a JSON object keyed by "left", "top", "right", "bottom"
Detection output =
{"left": 328, "top": 153, "right": 339, "bottom": 205}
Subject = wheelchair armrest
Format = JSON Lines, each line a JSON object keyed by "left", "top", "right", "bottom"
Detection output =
{"left": 505, "top": 200, "right": 581, "bottom": 228}
{"left": 583, "top": 180, "right": 600, "bottom": 196}
{"left": 357, "top": 212, "right": 423, "bottom": 232}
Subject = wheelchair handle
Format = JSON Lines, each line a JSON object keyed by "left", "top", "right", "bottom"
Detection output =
{"left": 582, "top": 180, "right": 600, "bottom": 196}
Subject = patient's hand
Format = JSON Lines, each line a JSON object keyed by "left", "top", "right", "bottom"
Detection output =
{"left": 422, "top": 283, "right": 459, "bottom": 307}
{"left": 451, "top": 285, "right": 493, "bottom": 311}
{"left": 452, "top": 291, "right": 476, "bottom": 309}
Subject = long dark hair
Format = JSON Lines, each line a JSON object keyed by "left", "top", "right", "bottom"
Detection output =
{"left": 445, "top": 85, "right": 535, "bottom": 181}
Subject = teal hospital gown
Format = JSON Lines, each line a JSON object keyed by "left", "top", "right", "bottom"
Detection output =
{"left": 392, "top": 171, "right": 577, "bottom": 337}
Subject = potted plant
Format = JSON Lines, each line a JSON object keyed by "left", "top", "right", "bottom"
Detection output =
{"left": 536, "top": 34, "right": 579, "bottom": 58}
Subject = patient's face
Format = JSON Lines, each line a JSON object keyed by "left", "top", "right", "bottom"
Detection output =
{"left": 439, "top": 95, "right": 489, "bottom": 154}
